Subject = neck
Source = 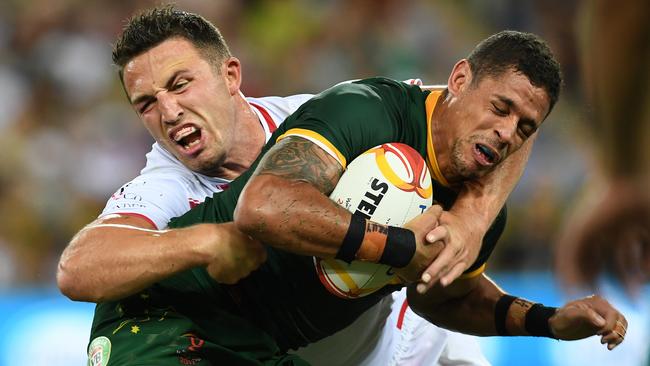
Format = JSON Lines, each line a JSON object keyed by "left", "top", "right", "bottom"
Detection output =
{"left": 209, "top": 94, "right": 266, "bottom": 180}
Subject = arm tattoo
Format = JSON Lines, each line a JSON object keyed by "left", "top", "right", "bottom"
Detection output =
{"left": 366, "top": 222, "right": 388, "bottom": 235}
{"left": 513, "top": 298, "right": 534, "bottom": 310}
{"left": 255, "top": 136, "right": 344, "bottom": 194}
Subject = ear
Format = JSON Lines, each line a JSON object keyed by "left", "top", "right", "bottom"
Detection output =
{"left": 224, "top": 57, "right": 242, "bottom": 95}
{"left": 447, "top": 59, "right": 472, "bottom": 96}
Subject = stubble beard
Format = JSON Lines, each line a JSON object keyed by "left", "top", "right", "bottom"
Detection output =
{"left": 189, "top": 148, "right": 227, "bottom": 177}
{"left": 450, "top": 139, "right": 482, "bottom": 183}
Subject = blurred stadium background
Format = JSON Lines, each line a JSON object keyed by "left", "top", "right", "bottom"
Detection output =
{"left": 0, "top": 0, "right": 647, "bottom": 365}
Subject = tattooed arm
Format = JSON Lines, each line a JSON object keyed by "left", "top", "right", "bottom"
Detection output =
{"left": 234, "top": 136, "right": 347, "bottom": 258}
{"left": 234, "top": 136, "right": 444, "bottom": 281}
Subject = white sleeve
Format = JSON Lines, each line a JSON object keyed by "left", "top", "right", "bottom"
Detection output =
{"left": 99, "top": 171, "right": 195, "bottom": 229}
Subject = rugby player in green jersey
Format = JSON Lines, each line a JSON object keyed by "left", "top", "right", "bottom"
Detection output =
{"left": 87, "top": 29, "right": 627, "bottom": 365}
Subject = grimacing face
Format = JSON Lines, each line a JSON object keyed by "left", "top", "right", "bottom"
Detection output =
{"left": 441, "top": 64, "right": 551, "bottom": 183}
{"left": 122, "top": 37, "right": 239, "bottom": 176}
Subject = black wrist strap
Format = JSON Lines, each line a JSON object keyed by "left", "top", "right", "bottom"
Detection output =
{"left": 379, "top": 226, "right": 416, "bottom": 268}
{"left": 336, "top": 213, "right": 366, "bottom": 263}
{"left": 495, "top": 294, "right": 517, "bottom": 336}
{"left": 525, "top": 303, "right": 558, "bottom": 338}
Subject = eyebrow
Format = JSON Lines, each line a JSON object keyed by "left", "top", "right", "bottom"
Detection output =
{"left": 495, "top": 94, "right": 538, "bottom": 127}
{"left": 129, "top": 70, "right": 186, "bottom": 106}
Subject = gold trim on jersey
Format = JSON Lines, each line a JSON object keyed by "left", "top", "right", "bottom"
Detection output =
{"left": 458, "top": 263, "right": 486, "bottom": 279}
{"left": 425, "top": 91, "right": 450, "bottom": 187}
{"left": 276, "top": 128, "right": 348, "bottom": 168}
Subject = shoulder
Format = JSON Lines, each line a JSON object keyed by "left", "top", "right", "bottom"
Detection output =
{"left": 247, "top": 95, "right": 314, "bottom": 112}
{"left": 141, "top": 142, "right": 189, "bottom": 175}
{"left": 310, "top": 77, "right": 423, "bottom": 112}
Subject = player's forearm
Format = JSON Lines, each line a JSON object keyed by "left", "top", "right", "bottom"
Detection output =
{"left": 57, "top": 218, "right": 216, "bottom": 302}
{"left": 409, "top": 274, "right": 556, "bottom": 337}
{"left": 235, "top": 136, "right": 354, "bottom": 258}
{"left": 235, "top": 174, "right": 350, "bottom": 258}
{"left": 408, "top": 274, "right": 504, "bottom": 335}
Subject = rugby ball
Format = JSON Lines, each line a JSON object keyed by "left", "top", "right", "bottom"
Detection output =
{"left": 315, "top": 143, "right": 433, "bottom": 299}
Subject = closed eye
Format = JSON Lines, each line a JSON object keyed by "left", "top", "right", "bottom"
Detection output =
{"left": 171, "top": 79, "right": 189, "bottom": 92}
{"left": 517, "top": 120, "right": 537, "bottom": 138}
{"left": 492, "top": 103, "right": 508, "bottom": 116}
{"left": 138, "top": 99, "right": 155, "bottom": 114}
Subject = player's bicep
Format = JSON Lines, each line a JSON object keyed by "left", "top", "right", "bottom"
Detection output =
{"left": 253, "top": 136, "right": 344, "bottom": 194}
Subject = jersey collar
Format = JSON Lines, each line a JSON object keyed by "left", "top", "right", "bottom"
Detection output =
{"left": 248, "top": 101, "right": 278, "bottom": 142}
{"left": 425, "top": 91, "right": 450, "bottom": 187}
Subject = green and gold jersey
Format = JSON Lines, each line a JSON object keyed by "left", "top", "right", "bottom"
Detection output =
{"left": 92, "top": 78, "right": 506, "bottom": 356}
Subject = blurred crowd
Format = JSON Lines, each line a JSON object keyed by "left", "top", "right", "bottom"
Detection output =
{"left": 0, "top": 0, "right": 594, "bottom": 288}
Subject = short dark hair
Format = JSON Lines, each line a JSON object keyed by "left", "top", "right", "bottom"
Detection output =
{"left": 112, "top": 6, "right": 231, "bottom": 77}
{"left": 467, "top": 30, "right": 562, "bottom": 112}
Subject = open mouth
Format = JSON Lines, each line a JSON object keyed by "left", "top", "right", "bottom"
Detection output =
{"left": 475, "top": 143, "right": 498, "bottom": 165}
{"left": 171, "top": 125, "right": 202, "bottom": 151}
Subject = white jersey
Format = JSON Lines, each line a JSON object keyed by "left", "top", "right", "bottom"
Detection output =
{"left": 99, "top": 87, "right": 488, "bottom": 366}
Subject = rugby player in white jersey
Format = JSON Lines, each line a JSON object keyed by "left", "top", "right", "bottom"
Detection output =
{"left": 58, "top": 6, "right": 534, "bottom": 365}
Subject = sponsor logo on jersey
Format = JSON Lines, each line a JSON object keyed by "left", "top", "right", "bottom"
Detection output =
{"left": 114, "top": 203, "right": 148, "bottom": 209}
{"left": 111, "top": 184, "right": 144, "bottom": 202}
{"left": 176, "top": 333, "right": 204, "bottom": 365}
{"left": 87, "top": 336, "right": 111, "bottom": 366}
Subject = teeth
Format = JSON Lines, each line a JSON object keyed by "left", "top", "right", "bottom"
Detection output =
{"left": 173, "top": 126, "right": 197, "bottom": 142}
{"left": 183, "top": 139, "right": 200, "bottom": 150}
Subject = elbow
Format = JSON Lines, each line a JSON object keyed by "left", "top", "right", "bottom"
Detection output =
{"left": 56, "top": 260, "right": 87, "bottom": 301}
{"left": 234, "top": 176, "right": 278, "bottom": 237}
{"left": 56, "top": 257, "right": 103, "bottom": 303}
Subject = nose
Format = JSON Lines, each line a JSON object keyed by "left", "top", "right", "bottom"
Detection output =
{"left": 157, "top": 91, "right": 183, "bottom": 125}
{"left": 494, "top": 117, "right": 518, "bottom": 150}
